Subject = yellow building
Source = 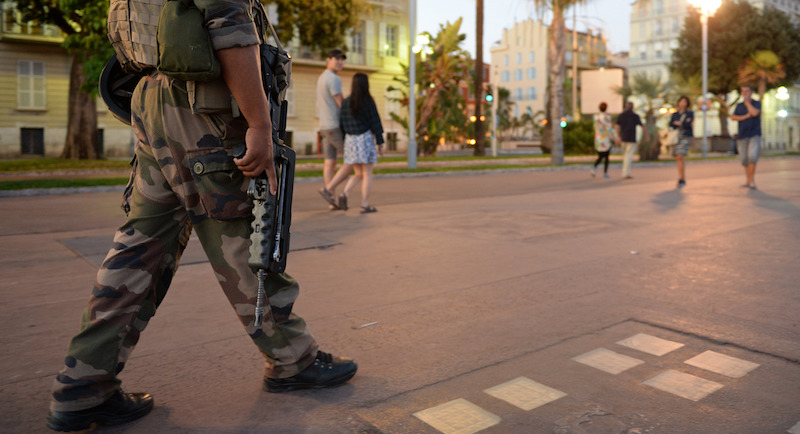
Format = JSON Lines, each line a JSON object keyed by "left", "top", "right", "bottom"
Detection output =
{"left": 0, "top": 1, "right": 410, "bottom": 159}
{"left": 281, "top": 0, "right": 409, "bottom": 154}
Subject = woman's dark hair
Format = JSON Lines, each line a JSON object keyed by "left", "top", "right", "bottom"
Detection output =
{"left": 350, "top": 73, "right": 372, "bottom": 116}
{"left": 678, "top": 95, "right": 690, "bottom": 107}
{"left": 599, "top": 102, "right": 607, "bottom": 112}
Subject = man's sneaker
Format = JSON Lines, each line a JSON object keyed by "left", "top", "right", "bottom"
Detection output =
{"left": 47, "top": 390, "right": 153, "bottom": 432}
{"left": 677, "top": 179, "right": 686, "bottom": 188}
{"left": 590, "top": 167, "right": 596, "bottom": 177}
{"left": 264, "top": 351, "right": 357, "bottom": 393}
{"left": 603, "top": 173, "right": 610, "bottom": 179}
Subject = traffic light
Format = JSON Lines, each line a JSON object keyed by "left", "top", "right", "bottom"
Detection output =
{"left": 485, "top": 94, "right": 493, "bottom": 102}
{"left": 560, "top": 117, "right": 567, "bottom": 128}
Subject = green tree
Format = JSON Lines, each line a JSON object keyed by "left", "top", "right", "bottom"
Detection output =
{"left": 272, "top": 0, "right": 366, "bottom": 54}
{"left": 671, "top": 0, "right": 800, "bottom": 136}
{"left": 531, "top": 0, "right": 593, "bottom": 165}
{"left": 15, "top": 0, "right": 113, "bottom": 159}
{"left": 615, "top": 72, "right": 671, "bottom": 161}
{"left": 388, "top": 19, "right": 472, "bottom": 155}
{"left": 738, "top": 50, "right": 786, "bottom": 100}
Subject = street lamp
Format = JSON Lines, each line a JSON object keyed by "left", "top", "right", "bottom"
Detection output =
{"left": 689, "top": 0, "right": 721, "bottom": 158}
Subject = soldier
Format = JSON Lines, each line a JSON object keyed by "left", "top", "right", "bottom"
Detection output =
{"left": 46, "top": 0, "right": 357, "bottom": 431}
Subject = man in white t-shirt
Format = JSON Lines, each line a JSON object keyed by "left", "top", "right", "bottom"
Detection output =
{"left": 317, "top": 49, "right": 346, "bottom": 209}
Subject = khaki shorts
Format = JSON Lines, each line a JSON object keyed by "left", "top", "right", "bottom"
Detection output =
{"left": 321, "top": 128, "right": 344, "bottom": 159}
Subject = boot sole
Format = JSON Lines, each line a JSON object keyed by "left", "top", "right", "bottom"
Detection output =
{"left": 46, "top": 401, "right": 154, "bottom": 432}
{"left": 265, "top": 366, "right": 357, "bottom": 393}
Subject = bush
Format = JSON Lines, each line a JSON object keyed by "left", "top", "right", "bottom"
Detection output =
{"left": 562, "top": 118, "right": 595, "bottom": 155}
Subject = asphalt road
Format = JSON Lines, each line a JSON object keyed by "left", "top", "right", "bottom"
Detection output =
{"left": 1, "top": 158, "right": 799, "bottom": 433}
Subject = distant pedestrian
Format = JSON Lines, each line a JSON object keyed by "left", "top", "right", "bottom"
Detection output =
{"left": 730, "top": 85, "right": 761, "bottom": 189}
{"left": 592, "top": 102, "right": 615, "bottom": 178}
{"left": 614, "top": 101, "right": 649, "bottom": 179}
{"left": 324, "top": 73, "right": 384, "bottom": 213}
{"left": 317, "top": 49, "right": 347, "bottom": 209}
{"left": 670, "top": 96, "right": 694, "bottom": 188}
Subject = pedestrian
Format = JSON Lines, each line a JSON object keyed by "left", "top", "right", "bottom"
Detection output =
{"left": 670, "top": 95, "right": 695, "bottom": 188}
{"left": 729, "top": 85, "right": 761, "bottom": 189}
{"left": 46, "top": 3, "right": 356, "bottom": 432}
{"left": 323, "top": 73, "right": 384, "bottom": 213}
{"left": 317, "top": 49, "right": 348, "bottom": 209}
{"left": 614, "top": 101, "right": 649, "bottom": 179}
{"left": 591, "top": 102, "right": 615, "bottom": 179}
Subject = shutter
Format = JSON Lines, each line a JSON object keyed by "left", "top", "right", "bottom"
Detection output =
{"left": 379, "top": 22, "right": 387, "bottom": 57}
{"left": 366, "top": 19, "right": 375, "bottom": 66}
{"left": 398, "top": 25, "right": 408, "bottom": 61}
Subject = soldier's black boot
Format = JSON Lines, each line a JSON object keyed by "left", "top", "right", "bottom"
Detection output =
{"left": 47, "top": 390, "right": 154, "bottom": 432}
{"left": 265, "top": 351, "right": 357, "bottom": 393}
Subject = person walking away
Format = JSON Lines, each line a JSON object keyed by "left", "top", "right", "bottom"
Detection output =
{"left": 729, "top": 85, "right": 761, "bottom": 189}
{"left": 47, "top": 4, "right": 356, "bottom": 432}
{"left": 592, "top": 102, "right": 615, "bottom": 179}
{"left": 324, "top": 73, "right": 384, "bottom": 213}
{"left": 317, "top": 49, "right": 347, "bottom": 209}
{"left": 614, "top": 101, "right": 649, "bottom": 179}
{"left": 670, "top": 96, "right": 695, "bottom": 188}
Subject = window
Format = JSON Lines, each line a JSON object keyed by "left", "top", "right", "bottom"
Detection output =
{"left": 527, "top": 67, "right": 536, "bottom": 79}
{"left": 639, "top": 22, "right": 646, "bottom": 38}
{"left": 639, "top": 43, "right": 647, "bottom": 60}
{"left": 655, "top": 0, "right": 664, "bottom": 14}
{"left": 565, "top": 52, "right": 572, "bottom": 62}
{"left": 529, "top": 51, "right": 535, "bottom": 62}
{"left": 514, "top": 88, "right": 523, "bottom": 101}
{"left": 527, "top": 87, "right": 537, "bottom": 100}
{"left": 504, "top": 55, "right": 509, "bottom": 66}
{"left": 385, "top": 87, "right": 400, "bottom": 120}
{"left": 655, "top": 19, "right": 663, "bottom": 36}
{"left": 655, "top": 42, "right": 663, "bottom": 59}
{"left": 387, "top": 132, "right": 398, "bottom": 151}
{"left": 514, "top": 69, "right": 522, "bottom": 81}
{"left": 514, "top": 105, "right": 519, "bottom": 117}
{"left": 20, "top": 128, "right": 44, "bottom": 155}
{"left": 18, "top": 60, "right": 46, "bottom": 110}
{"left": 502, "top": 71, "right": 510, "bottom": 82}
{"left": 517, "top": 53, "right": 522, "bottom": 64}
{"left": 672, "top": 17, "right": 679, "bottom": 34}
{"left": 385, "top": 25, "right": 398, "bottom": 57}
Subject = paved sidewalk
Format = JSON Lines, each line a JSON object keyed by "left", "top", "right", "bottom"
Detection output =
{"left": 1, "top": 158, "right": 799, "bottom": 433}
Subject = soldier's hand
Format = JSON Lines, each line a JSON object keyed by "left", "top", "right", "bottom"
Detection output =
{"left": 235, "top": 127, "right": 278, "bottom": 195}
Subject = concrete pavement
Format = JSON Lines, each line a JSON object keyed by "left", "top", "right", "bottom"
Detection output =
{"left": 1, "top": 158, "right": 799, "bottom": 433}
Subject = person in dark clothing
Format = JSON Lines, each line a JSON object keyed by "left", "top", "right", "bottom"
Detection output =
{"left": 614, "top": 101, "right": 649, "bottom": 179}
{"left": 729, "top": 85, "right": 762, "bottom": 189}
{"left": 670, "top": 95, "right": 694, "bottom": 187}
{"left": 324, "top": 73, "right": 384, "bottom": 213}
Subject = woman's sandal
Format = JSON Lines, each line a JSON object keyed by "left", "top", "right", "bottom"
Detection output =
{"left": 338, "top": 194, "right": 348, "bottom": 211}
{"left": 360, "top": 205, "right": 377, "bottom": 214}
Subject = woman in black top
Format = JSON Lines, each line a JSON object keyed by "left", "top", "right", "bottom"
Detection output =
{"left": 323, "top": 73, "right": 384, "bottom": 213}
{"left": 670, "top": 95, "right": 694, "bottom": 188}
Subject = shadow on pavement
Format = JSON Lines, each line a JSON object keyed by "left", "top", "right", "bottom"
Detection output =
{"left": 650, "top": 188, "right": 685, "bottom": 212}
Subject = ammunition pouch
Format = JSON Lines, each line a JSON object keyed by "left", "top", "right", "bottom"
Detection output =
{"left": 156, "top": 0, "right": 221, "bottom": 81}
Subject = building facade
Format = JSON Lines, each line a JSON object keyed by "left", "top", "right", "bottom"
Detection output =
{"left": 0, "top": 1, "right": 410, "bottom": 159}
{"left": 0, "top": 2, "right": 131, "bottom": 158}
{"left": 490, "top": 18, "right": 608, "bottom": 123}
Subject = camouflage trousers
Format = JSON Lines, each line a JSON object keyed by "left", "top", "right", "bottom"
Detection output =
{"left": 51, "top": 73, "right": 317, "bottom": 412}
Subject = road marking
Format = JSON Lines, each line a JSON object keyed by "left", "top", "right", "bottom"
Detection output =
{"left": 616, "top": 333, "right": 685, "bottom": 356}
{"left": 684, "top": 350, "right": 760, "bottom": 378}
{"left": 788, "top": 420, "right": 800, "bottom": 434}
{"left": 484, "top": 377, "right": 567, "bottom": 411}
{"left": 413, "top": 398, "right": 500, "bottom": 434}
{"left": 572, "top": 348, "right": 645, "bottom": 374}
{"left": 643, "top": 369, "right": 724, "bottom": 401}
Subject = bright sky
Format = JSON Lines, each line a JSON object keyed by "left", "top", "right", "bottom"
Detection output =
{"left": 417, "top": 0, "right": 632, "bottom": 59}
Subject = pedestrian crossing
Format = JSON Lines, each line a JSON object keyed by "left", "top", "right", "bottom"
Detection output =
{"left": 412, "top": 332, "right": 764, "bottom": 434}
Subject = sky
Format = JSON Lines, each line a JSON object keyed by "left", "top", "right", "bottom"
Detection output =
{"left": 417, "top": 0, "right": 632, "bottom": 60}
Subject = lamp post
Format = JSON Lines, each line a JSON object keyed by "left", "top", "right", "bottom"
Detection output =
{"left": 407, "top": 0, "right": 417, "bottom": 169}
{"left": 690, "top": 0, "right": 720, "bottom": 158}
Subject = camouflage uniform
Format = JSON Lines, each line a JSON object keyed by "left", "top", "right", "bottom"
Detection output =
{"left": 50, "top": 0, "right": 317, "bottom": 412}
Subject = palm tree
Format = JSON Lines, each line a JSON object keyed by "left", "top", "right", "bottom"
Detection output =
{"left": 614, "top": 72, "right": 671, "bottom": 160}
{"left": 738, "top": 50, "right": 786, "bottom": 101}
{"left": 531, "top": 0, "right": 592, "bottom": 165}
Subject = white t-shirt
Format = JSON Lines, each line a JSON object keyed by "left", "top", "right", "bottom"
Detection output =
{"left": 316, "top": 69, "right": 342, "bottom": 130}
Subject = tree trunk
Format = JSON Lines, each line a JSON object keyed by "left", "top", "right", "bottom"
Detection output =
{"left": 717, "top": 93, "right": 730, "bottom": 137}
{"left": 548, "top": 5, "right": 566, "bottom": 165}
{"left": 415, "top": 85, "right": 443, "bottom": 155}
{"left": 473, "top": 0, "right": 485, "bottom": 156}
{"left": 639, "top": 111, "right": 660, "bottom": 160}
{"left": 61, "top": 54, "right": 99, "bottom": 159}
